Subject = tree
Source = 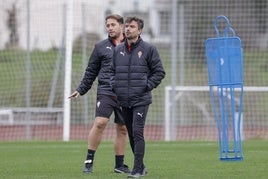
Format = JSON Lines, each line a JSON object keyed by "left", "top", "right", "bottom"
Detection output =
{"left": 5, "top": 3, "right": 20, "bottom": 49}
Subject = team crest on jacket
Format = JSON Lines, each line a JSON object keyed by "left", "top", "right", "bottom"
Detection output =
{"left": 138, "top": 51, "right": 142, "bottom": 58}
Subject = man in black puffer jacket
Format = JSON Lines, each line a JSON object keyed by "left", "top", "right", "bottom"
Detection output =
{"left": 69, "top": 14, "right": 130, "bottom": 174}
{"left": 111, "top": 16, "right": 165, "bottom": 178}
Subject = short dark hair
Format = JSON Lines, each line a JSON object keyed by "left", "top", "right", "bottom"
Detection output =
{"left": 125, "top": 16, "right": 144, "bottom": 30}
{"left": 105, "top": 14, "right": 124, "bottom": 24}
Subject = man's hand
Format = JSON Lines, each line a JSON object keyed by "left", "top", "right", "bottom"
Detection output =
{"left": 68, "top": 91, "right": 80, "bottom": 99}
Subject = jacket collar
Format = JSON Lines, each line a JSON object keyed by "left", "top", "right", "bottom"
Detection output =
{"left": 125, "top": 36, "right": 143, "bottom": 52}
{"left": 108, "top": 34, "right": 126, "bottom": 46}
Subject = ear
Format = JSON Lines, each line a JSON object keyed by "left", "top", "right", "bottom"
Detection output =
{"left": 120, "top": 24, "right": 124, "bottom": 30}
{"left": 138, "top": 29, "right": 142, "bottom": 35}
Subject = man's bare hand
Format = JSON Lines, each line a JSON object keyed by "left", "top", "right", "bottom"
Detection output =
{"left": 68, "top": 91, "right": 80, "bottom": 99}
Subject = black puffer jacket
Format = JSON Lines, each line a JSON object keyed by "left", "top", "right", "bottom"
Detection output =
{"left": 76, "top": 37, "right": 118, "bottom": 96}
{"left": 111, "top": 37, "right": 165, "bottom": 107}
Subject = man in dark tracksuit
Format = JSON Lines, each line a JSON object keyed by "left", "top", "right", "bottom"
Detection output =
{"left": 111, "top": 16, "right": 165, "bottom": 178}
{"left": 69, "top": 14, "right": 130, "bottom": 174}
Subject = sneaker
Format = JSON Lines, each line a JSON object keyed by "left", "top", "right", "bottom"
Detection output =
{"left": 83, "top": 160, "right": 93, "bottom": 173}
{"left": 127, "top": 167, "right": 147, "bottom": 178}
{"left": 114, "top": 164, "right": 131, "bottom": 173}
{"left": 141, "top": 167, "right": 147, "bottom": 176}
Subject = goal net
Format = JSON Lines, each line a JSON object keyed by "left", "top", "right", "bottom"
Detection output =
{"left": 165, "top": 86, "right": 268, "bottom": 141}
{"left": 0, "top": 0, "right": 268, "bottom": 141}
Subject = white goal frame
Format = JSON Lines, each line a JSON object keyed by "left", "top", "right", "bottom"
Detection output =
{"left": 165, "top": 86, "right": 268, "bottom": 141}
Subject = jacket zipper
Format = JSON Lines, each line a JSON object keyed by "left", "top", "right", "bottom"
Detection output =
{"left": 128, "top": 51, "right": 131, "bottom": 108}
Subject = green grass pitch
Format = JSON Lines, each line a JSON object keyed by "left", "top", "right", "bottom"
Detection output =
{"left": 0, "top": 140, "right": 267, "bottom": 179}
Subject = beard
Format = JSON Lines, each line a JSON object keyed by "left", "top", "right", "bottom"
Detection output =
{"left": 109, "top": 31, "right": 120, "bottom": 39}
{"left": 126, "top": 34, "right": 138, "bottom": 41}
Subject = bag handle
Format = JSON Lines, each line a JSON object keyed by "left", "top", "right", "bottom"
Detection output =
{"left": 223, "top": 26, "right": 236, "bottom": 37}
{"left": 214, "top": 15, "right": 235, "bottom": 37}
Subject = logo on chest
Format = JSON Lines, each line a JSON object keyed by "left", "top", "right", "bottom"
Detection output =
{"left": 120, "top": 51, "right": 126, "bottom": 56}
{"left": 106, "top": 46, "right": 112, "bottom": 50}
{"left": 138, "top": 51, "right": 142, "bottom": 58}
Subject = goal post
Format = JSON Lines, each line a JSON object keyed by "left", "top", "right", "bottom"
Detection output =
{"left": 165, "top": 86, "right": 268, "bottom": 141}
{"left": 63, "top": 0, "right": 73, "bottom": 142}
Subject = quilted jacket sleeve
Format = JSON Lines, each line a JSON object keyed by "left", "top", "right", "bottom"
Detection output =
{"left": 76, "top": 45, "right": 101, "bottom": 95}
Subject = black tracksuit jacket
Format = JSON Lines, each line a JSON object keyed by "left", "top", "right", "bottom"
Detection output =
{"left": 111, "top": 37, "right": 166, "bottom": 108}
{"left": 76, "top": 37, "right": 118, "bottom": 96}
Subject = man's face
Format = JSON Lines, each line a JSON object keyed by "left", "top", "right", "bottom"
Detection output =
{"left": 125, "top": 20, "right": 141, "bottom": 41}
{"left": 106, "top": 18, "right": 123, "bottom": 38}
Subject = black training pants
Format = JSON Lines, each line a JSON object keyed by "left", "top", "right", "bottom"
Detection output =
{"left": 121, "top": 105, "right": 149, "bottom": 170}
